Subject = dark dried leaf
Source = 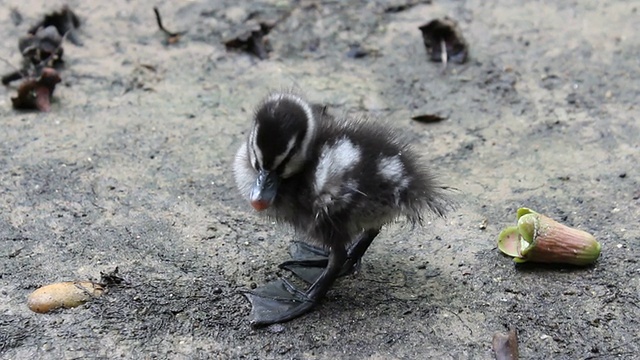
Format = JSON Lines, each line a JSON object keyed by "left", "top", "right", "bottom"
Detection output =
{"left": 18, "top": 26, "right": 64, "bottom": 68}
{"left": 224, "top": 23, "right": 272, "bottom": 60}
{"left": 384, "top": 0, "right": 432, "bottom": 13}
{"left": 2, "top": 71, "right": 23, "bottom": 86}
{"left": 411, "top": 113, "right": 447, "bottom": 123}
{"left": 11, "top": 68, "right": 61, "bottom": 112}
{"left": 100, "top": 267, "right": 127, "bottom": 286}
{"left": 29, "top": 6, "right": 82, "bottom": 46}
{"left": 419, "top": 17, "right": 468, "bottom": 64}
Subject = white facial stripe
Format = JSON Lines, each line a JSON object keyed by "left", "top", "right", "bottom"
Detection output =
{"left": 314, "top": 137, "right": 361, "bottom": 193}
{"left": 272, "top": 136, "right": 297, "bottom": 170}
{"left": 249, "top": 125, "right": 263, "bottom": 169}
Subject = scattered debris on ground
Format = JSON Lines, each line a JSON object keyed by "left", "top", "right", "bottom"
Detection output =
{"left": 498, "top": 207, "right": 602, "bottom": 265}
{"left": 153, "top": 7, "right": 187, "bottom": 45}
{"left": 224, "top": 22, "right": 274, "bottom": 60}
{"left": 28, "top": 281, "right": 105, "bottom": 313}
{"left": 2, "top": 6, "right": 81, "bottom": 111}
{"left": 419, "top": 17, "right": 468, "bottom": 68}
{"left": 383, "top": 0, "right": 433, "bottom": 13}
{"left": 28, "top": 5, "right": 82, "bottom": 46}
{"left": 411, "top": 113, "right": 447, "bottom": 123}
{"left": 27, "top": 267, "right": 124, "bottom": 314}
{"left": 10, "top": 67, "right": 61, "bottom": 111}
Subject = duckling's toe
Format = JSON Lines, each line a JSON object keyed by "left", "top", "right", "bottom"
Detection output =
{"left": 279, "top": 263, "right": 326, "bottom": 284}
{"left": 244, "top": 278, "right": 316, "bottom": 326}
{"left": 288, "top": 241, "right": 329, "bottom": 259}
{"left": 279, "top": 241, "right": 359, "bottom": 283}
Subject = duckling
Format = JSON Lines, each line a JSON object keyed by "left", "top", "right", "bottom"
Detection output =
{"left": 233, "top": 91, "right": 448, "bottom": 326}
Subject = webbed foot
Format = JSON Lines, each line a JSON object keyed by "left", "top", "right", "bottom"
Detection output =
{"left": 279, "top": 242, "right": 359, "bottom": 283}
{"left": 244, "top": 229, "right": 380, "bottom": 326}
{"left": 243, "top": 278, "right": 317, "bottom": 326}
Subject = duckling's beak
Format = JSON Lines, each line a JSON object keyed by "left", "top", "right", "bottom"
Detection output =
{"left": 250, "top": 169, "right": 279, "bottom": 211}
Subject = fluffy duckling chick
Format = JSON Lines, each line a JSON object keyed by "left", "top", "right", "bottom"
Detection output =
{"left": 234, "top": 92, "right": 448, "bottom": 326}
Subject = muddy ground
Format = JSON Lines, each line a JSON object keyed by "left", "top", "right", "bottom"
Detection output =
{"left": 1, "top": 0, "right": 639, "bottom": 359}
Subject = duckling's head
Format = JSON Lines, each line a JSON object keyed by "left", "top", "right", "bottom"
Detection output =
{"left": 247, "top": 93, "right": 316, "bottom": 211}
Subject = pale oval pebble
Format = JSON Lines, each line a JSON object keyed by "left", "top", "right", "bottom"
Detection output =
{"left": 27, "top": 281, "right": 104, "bottom": 313}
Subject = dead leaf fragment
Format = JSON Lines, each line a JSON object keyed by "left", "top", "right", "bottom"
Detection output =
{"left": 11, "top": 67, "right": 61, "bottom": 112}
{"left": 28, "top": 5, "right": 82, "bottom": 46}
{"left": 224, "top": 22, "right": 274, "bottom": 60}
{"left": 19, "top": 26, "right": 64, "bottom": 68}
{"left": 418, "top": 17, "right": 468, "bottom": 64}
{"left": 411, "top": 113, "right": 447, "bottom": 123}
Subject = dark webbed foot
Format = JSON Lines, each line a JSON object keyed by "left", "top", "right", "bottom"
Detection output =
{"left": 279, "top": 229, "right": 380, "bottom": 284}
{"left": 279, "top": 242, "right": 359, "bottom": 283}
{"left": 244, "top": 229, "right": 381, "bottom": 326}
{"left": 244, "top": 278, "right": 316, "bottom": 326}
{"left": 244, "top": 243, "right": 349, "bottom": 326}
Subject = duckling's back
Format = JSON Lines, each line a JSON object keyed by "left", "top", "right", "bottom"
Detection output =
{"left": 274, "top": 113, "right": 448, "bottom": 246}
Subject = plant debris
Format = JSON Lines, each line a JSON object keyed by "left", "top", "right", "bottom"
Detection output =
{"left": 497, "top": 208, "right": 601, "bottom": 265}
{"left": 418, "top": 17, "right": 469, "bottom": 67}
{"left": 383, "top": 0, "right": 432, "bottom": 13}
{"left": 27, "top": 280, "right": 105, "bottom": 313}
{"left": 28, "top": 5, "right": 82, "bottom": 46}
{"left": 224, "top": 22, "right": 274, "bottom": 60}
{"left": 19, "top": 26, "right": 64, "bottom": 68}
{"left": 2, "top": 6, "right": 82, "bottom": 111}
{"left": 411, "top": 113, "right": 447, "bottom": 123}
{"left": 492, "top": 328, "right": 519, "bottom": 360}
{"left": 10, "top": 67, "right": 61, "bottom": 112}
{"left": 100, "top": 267, "right": 127, "bottom": 286}
{"left": 153, "top": 7, "right": 187, "bottom": 45}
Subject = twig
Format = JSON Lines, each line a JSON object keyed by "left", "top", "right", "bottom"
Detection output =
{"left": 153, "top": 7, "right": 186, "bottom": 43}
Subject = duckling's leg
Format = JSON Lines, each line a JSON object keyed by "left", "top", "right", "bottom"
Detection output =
{"left": 244, "top": 245, "right": 348, "bottom": 326}
{"left": 342, "top": 228, "right": 380, "bottom": 272}
{"left": 280, "top": 229, "right": 380, "bottom": 284}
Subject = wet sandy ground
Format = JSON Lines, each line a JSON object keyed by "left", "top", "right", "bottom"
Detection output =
{"left": 1, "top": 0, "right": 639, "bottom": 359}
